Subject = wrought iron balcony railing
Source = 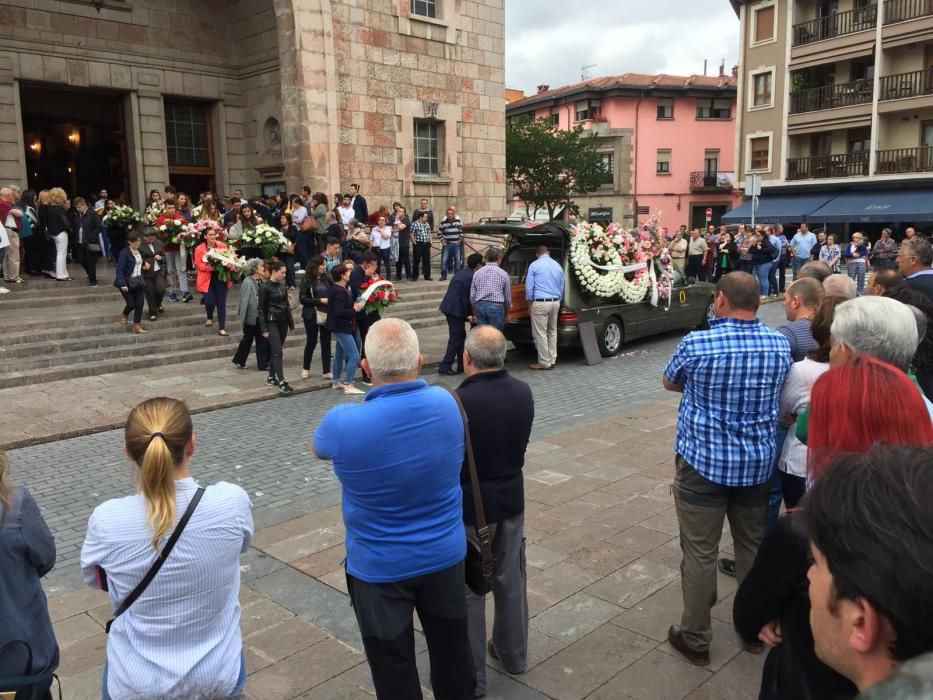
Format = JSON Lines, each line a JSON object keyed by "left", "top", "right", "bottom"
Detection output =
{"left": 786, "top": 152, "right": 870, "bottom": 180}
{"left": 792, "top": 6, "right": 877, "bottom": 46}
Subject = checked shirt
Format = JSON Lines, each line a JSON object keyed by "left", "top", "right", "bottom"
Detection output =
{"left": 664, "top": 318, "right": 791, "bottom": 487}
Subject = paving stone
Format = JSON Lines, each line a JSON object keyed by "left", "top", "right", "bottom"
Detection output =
{"left": 587, "top": 648, "right": 712, "bottom": 699}
{"left": 683, "top": 649, "right": 766, "bottom": 700}
{"left": 527, "top": 562, "right": 601, "bottom": 606}
{"left": 530, "top": 592, "right": 624, "bottom": 643}
{"left": 319, "top": 567, "right": 350, "bottom": 594}
{"left": 524, "top": 543, "right": 568, "bottom": 570}
{"left": 57, "top": 632, "right": 106, "bottom": 677}
{"left": 47, "top": 588, "right": 109, "bottom": 622}
{"left": 566, "top": 542, "right": 642, "bottom": 576}
{"left": 535, "top": 522, "right": 621, "bottom": 555}
{"left": 244, "top": 617, "right": 329, "bottom": 663}
{"left": 259, "top": 524, "right": 346, "bottom": 562}
{"left": 641, "top": 540, "right": 684, "bottom": 570}
{"left": 245, "top": 638, "right": 365, "bottom": 699}
{"left": 52, "top": 612, "right": 104, "bottom": 647}
{"left": 610, "top": 581, "right": 684, "bottom": 642}
{"left": 239, "top": 548, "right": 288, "bottom": 583}
{"left": 657, "top": 618, "right": 744, "bottom": 672}
{"left": 604, "top": 525, "right": 676, "bottom": 554}
{"left": 240, "top": 598, "right": 296, "bottom": 636}
{"left": 520, "top": 623, "right": 656, "bottom": 700}
{"left": 291, "top": 544, "right": 346, "bottom": 578}
{"left": 251, "top": 508, "right": 343, "bottom": 550}
{"left": 58, "top": 662, "right": 104, "bottom": 699}
{"left": 294, "top": 674, "right": 374, "bottom": 699}
{"left": 542, "top": 499, "right": 603, "bottom": 524}
{"left": 585, "top": 557, "right": 681, "bottom": 609}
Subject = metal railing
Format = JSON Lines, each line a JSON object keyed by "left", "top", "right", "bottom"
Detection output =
{"left": 883, "top": 0, "right": 933, "bottom": 24}
{"left": 876, "top": 146, "right": 933, "bottom": 173}
{"left": 789, "top": 78, "right": 874, "bottom": 113}
{"left": 792, "top": 6, "right": 878, "bottom": 46}
{"left": 786, "top": 152, "right": 870, "bottom": 180}
{"left": 689, "top": 171, "right": 735, "bottom": 192}
{"left": 879, "top": 69, "right": 933, "bottom": 100}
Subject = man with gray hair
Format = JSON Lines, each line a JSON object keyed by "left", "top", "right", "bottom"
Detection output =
{"left": 470, "top": 247, "right": 512, "bottom": 331}
{"left": 0, "top": 185, "right": 23, "bottom": 285}
{"left": 456, "top": 326, "right": 534, "bottom": 694}
{"left": 314, "top": 317, "right": 475, "bottom": 699}
{"left": 823, "top": 273, "right": 856, "bottom": 300}
{"left": 898, "top": 237, "right": 933, "bottom": 301}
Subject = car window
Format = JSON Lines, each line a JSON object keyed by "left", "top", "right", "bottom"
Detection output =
{"left": 502, "top": 242, "right": 565, "bottom": 284}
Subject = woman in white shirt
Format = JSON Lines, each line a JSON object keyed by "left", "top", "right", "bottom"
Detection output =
{"left": 370, "top": 215, "right": 393, "bottom": 280}
{"left": 777, "top": 296, "right": 846, "bottom": 506}
{"left": 81, "top": 397, "right": 253, "bottom": 700}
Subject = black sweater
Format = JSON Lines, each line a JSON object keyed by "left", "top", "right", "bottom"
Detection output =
{"left": 456, "top": 370, "right": 534, "bottom": 526}
{"left": 733, "top": 512, "right": 857, "bottom": 700}
{"left": 325, "top": 284, "right": 356, "bottom": 334}
{"left": 258, "top": 280, "right": 294, "bottom": 333}
{"left": 749, "top": 238, "right": 777, "bottom": 265}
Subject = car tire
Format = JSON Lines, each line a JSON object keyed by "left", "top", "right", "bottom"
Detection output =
{"left": 598, "top": 317, "right": 624, "bottom": 357}
{"left": 697, "top": 299, "right": 715, "bottom": 330}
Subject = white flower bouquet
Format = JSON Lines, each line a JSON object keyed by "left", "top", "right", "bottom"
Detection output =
{"left": 203, "top": 247, "right": 246, "bottom": 283}
{"left": 240, "top": 223, "right": 290, "bottom": 259}
{"left": 102, "top": 205, "right": 142, "bottom": 229}
{"left": 155, "top": 218, "right": 185, "bottom": 245}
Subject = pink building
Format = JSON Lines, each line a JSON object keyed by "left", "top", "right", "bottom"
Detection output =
{"left": 506, "top": 72, "right": 742, "bottom": 232}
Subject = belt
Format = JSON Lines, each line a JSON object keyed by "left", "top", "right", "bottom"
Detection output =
{"left": 533, "top": 298, "right": 559, "bottom": 302}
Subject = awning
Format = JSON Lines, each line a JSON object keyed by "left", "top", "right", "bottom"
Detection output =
{"left": 806, "top": 189, "right": 933, "bottom": 223}
{"left": 721, "top": 193, "right": 837, "bottom": 224}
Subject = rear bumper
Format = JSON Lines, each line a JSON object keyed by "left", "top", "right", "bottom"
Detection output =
{"left": 505, "top": 321, "right": 580, "bottom": 348}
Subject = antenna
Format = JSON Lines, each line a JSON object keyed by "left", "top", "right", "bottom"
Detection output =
{"left": 581, "top": 63, "right": 598, "bottom": 81}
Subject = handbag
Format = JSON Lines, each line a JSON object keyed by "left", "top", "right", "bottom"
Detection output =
{"left": 315, "top": 308, "right": 328, "bottom": 325}
{"left": 127, "top": 275, "right": 145, "bottom": 292}
{"left": 0, "top": 640, "right": 62, "bottom": 700}
{"left": 104, "top": 487, "right": 205, "bottom": 633}
{"left": 437, "top": 385, "right": 494, "bottom": 596}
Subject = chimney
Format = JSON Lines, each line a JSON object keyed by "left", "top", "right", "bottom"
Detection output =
{"left": 719, "top": 61, "right": 725, "bottom": 77}
{"left": 536, "top": 84, "right": 550, "bottom": 94}
{"left": 732, "top": 64, "right": 739, "bottom": 79}
{"left": 703, "top": 59, "right": 708, "bottom": 76}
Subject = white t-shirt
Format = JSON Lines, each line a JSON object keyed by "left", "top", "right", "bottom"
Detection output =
{"left": 779, "top": 358, "right": 829, "bottom": 477}
{"left": 291, "top": 206, "right": 308, "bottom": 225}
{"left": 337, "top": 206, "right": 355, "bottom": 226}
{"left": 371, "top": 225, "right": 392, "bottom": 250}
{"left": 81, "top": 478, "right": 253, "bottom": 700}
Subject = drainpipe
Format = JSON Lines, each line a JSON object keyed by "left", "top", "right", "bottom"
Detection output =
{"left": 633, "top": 91, "right": 644, "bottom": 225}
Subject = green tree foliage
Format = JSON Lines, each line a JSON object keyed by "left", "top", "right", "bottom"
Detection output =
{"left": 506, "top": 118, "right": 606, "bottom": 221}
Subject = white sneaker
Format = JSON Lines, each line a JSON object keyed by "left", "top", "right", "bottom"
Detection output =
{"left": 300, "top": 369, "right": 310, "bottom": 379}
{"left": 0, "top": 286, "right": 9, "bottom": 294}
{"left": 343, "top": 384, "right": 365, "bottom": 395}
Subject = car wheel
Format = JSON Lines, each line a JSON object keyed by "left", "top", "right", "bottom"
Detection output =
{"left": 598, "top": 317, "right": 624, "bottom": 357}
{"left": 697, "top": 299, "right": 715, "bottom": 330}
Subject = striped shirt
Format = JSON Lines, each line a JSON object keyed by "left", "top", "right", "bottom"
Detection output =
{"left": 777, "top": 318, "right": 817, "bottom": 363}
{"left": 438, "top": 217, "right": 463, "bottom": 244}
{"left": 470, "top": 263, "right": 512, "bottom": 309}
{"left": 81, "top": 478, "right": 253, "bottom": 700}
{"left": 664, "top": 318, "right": 791, "bottom": 486}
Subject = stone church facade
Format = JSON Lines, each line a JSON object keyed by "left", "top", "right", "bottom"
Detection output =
{"left": 0, "top": 0, "right": 505, "bottom": 219}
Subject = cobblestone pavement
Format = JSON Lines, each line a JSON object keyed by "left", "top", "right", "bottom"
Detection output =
{"left": 12, "top": 302, "right": 785, "bottom": 699}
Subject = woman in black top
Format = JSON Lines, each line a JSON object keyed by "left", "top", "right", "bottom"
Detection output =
{"left": 45, "top": 188, "right": 72, "bottom": 281}
{"left": 325, "top": 263, "right": 365, "bottom": 395}
{"left": 258, "top": 258, "right": 295, "bottom": 394}
{"left": 278, "top": 213, "right": 299, "bottom": 290}
{"left": 299, "top": 256, "right": 333, "bottom": 380}
{"left": 749, "top": 233, "right": 777, "bottom": 298}
{"left": 715, "top": 232, "right": 738, "bottom": 281}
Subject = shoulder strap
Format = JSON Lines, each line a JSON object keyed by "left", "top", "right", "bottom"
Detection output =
{"left": 435, "top": 385, "right": 494, "bottom": 561}
{"left": 105, "top": 487, "right": 205, "bottom": 633}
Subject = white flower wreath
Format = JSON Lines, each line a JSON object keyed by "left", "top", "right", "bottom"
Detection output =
{"left": 570, "top": 224, "right": 652, "bottom": 303}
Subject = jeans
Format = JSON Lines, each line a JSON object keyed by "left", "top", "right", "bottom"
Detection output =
{"left": 333, "top": 331, "right": 360, "bottom": 384}
{"left": 267, "top": 321, "right": 289, "bottom": 383}
{"left": 203, "top": 275, "right": 228, "bottom": 330}
{"left": 233, "top": 322, "right": 270, "bottom": 370}
{"left": 673, "top": 455, "right": 769, "bottom": 653}
{"left": 848, "top": 260, "right": 867, "bottom": 295}
{"left": 98, "top": 229, "right": 111, "bottom": 260}
{"left": 440, "top": 242, "right": 461, "bottom": 279}
{"left": 280, "top": 252, "right": 296, "bottom": 288}
{"left": 120, "top": 287, "right": 145, "bottom": 324}
{"left": 474, "top": 301, "right": 505, "bottom": 331}
{"left": 102, "top": 653, "right": 246, "bottom": 700}
{"left": 766, "top": 423, "right": 790, "bottom": 526}
{"left": 303, "top": 319, "right": 332, "bottom": 373}
{"left": 413, "top": 241, "right": 432, "bottom": 279}
{"left": 791, "top": 258, "right": 804, "bottom": 280}
{"left": 753, "top": 261, "right": 772, "bottom": 296}
{"left": 375, "top": 247, "right": 392, "bottom": 280}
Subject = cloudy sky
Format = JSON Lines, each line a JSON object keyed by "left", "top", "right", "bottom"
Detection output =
{"left": 505, "top": 1, "right": 741, "bottom": 94}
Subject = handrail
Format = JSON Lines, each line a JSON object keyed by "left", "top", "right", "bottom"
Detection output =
{"left": 879, "top": 69, "right": 933, "bottom": 100}
{"left": 792, "top": 6, "right": 877, "bottom": 46}
{"left": 789, "top": 78, "right": 873, "bottom": 113}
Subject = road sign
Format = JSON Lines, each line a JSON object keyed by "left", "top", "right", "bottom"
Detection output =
{"left": 745, "top": 174, "right": 762, "bottom": 196}
{"left": 705, "top": 207, "right": 713, "bottom": 222}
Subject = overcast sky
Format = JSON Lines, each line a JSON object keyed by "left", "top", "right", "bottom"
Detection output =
{"left": 505, "top": 1, "right": 741, "bottom": 94}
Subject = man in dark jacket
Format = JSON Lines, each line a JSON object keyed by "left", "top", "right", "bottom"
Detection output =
{"left": 350, "top": 251, "right": 379, "bottom": 385}
{"left": 456, "top": 325, "right": 534, "bottom": 697}
{"left": 73, "top": 197, "right": 103, "bottom": 287}
{"left": 349, "top": 183, "right": 368, "bottom": 224}
{"left": 438, "top": 253, "right": 483, "bottom": 375}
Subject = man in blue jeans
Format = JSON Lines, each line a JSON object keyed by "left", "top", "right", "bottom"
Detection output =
{"left": 438, "top": 206, "right": 463, "bottom": 280}
{"left": 470, "top": 247, "right": 512, "bottom": 331}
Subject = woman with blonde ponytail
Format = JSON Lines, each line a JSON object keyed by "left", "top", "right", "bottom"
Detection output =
{"left": 81, "top": 398, "right": 253, "bottom": 700}
{"left": 0, "top": 447, "right": 59, "bottom": 688}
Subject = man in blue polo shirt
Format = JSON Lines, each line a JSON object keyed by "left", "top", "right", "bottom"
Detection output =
{"left": 313, "top": 318, "right": 474, "bottom": 700}
{"left": 525, "top": 244, "right": 564, "bottom": 370}
{"left": 662, "top": 271, "right": 791, "bottom": 666}
{"left": 790, "top": 223, "right": 817, "bottom": 280}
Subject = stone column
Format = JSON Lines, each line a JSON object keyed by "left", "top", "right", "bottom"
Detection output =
{"left": 0, "top": 55, "right": 26, "bottom": 188}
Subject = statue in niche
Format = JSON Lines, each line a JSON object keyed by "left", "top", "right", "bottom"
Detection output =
{"left": 264, "top": 118, "right": 282, "bottom": 155}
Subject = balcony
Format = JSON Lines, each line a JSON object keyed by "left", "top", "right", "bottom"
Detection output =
{"left": 879, "top": 69, "right": 933, "bottom": 99}
{"left": 877, "top": 146, "right": 933, "bottom": 172}
{"left": 884, "top": 0, "right": 933, "bottom": 24}
{"left": 689, "top": 171, "right": 735, "bottom": 193}
{"left": 792, "top": 6, "right": 878, "bottom": 46}
{"left": 789, "top": 79, "right": 874, "bottom": 113}
{"left": 786, "top": 152, "right": 870, "bottom": 180}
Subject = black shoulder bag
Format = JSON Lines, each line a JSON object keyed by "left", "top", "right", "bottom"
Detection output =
{"left": 105, "top": 487, "right": 205, "bottom": 633}
{"left": 437, "top": 385, "right": 494, "bottom": 596}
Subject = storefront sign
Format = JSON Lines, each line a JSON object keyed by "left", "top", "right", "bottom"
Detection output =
{"left": 588, "top": 207, "right": 613, "bottom": 222}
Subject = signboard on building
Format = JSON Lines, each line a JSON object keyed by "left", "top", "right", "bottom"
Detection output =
{"left": 588, "top": 207, "right": 613, "bottom": 223}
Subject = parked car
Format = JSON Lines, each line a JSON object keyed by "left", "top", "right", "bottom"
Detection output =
{"left": 463, "top": 219, "right": 716, "bottom": 357}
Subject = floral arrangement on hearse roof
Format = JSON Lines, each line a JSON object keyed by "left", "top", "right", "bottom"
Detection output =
{"left": 102, "top": 205, "right": 142, "bottom": 229}
{"left": 570, "top": 213, "right": 674, "bottom": 307}
{"left": 238, "top": 223, "right": 291, "bottom": 259}
{"left": 179, "top": 219, "right": 224, "bottom": 249}
{"left": 357, "top": 275, "right": 400, "bottom": 316}
{"left": 202, "top": 247, "right": 246, "bottom": 283}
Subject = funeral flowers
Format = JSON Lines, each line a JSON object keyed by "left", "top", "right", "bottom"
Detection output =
{"left": 239, "top": 223, "right": 290, "bottom": 259}
{"left": 202, "top": 247, "right": 245, "bottom": 283}
{"left": 102, "top": 205, "right": 142, "bottom": 229}
{"left": 358, "top": 276, "right": 400, "bottom": 316}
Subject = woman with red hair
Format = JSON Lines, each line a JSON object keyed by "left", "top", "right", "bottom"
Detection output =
{"left": 733, "top": 354, "right": 933, "bottom": 700}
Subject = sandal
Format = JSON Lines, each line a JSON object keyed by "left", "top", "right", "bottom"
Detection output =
{"left": 218, "top": 329, "right": 228, "bottom": 336}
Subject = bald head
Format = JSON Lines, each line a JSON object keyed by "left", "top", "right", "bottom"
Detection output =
{"left": 362, "top": 318, "right": 422, "bottom": 383}
{"left": 464, "top": 326, "right": 507, "bottom": 374}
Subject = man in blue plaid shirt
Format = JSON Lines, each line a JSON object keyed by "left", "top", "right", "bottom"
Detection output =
{"left": 662, "top": 271, "right": 791, "bottom": 666}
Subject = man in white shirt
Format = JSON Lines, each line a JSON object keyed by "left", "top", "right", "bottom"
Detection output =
{"left": 337, "top": 195, "right": 355, "bottom": 228}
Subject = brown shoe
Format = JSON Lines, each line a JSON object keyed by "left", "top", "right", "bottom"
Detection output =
{"left": 529, "top": 363, "right": 550, "bottom": 370}
{"left": 667, "top": 625, "right": 710, "bottom": 666}
{"left": 131, "top": 324, "right": 147, "bottom": 335}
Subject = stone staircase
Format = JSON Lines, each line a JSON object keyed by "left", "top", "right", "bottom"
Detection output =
{"left": 0, "top": 264, "right": 450, "bottom": 390}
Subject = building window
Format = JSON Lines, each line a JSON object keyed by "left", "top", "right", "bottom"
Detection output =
{"left": 549, "top": 109, "right": 559, "bottom": 126}
{"left": 598, "top": 152, "right": 614, "bottom": 184}
{"left": 696, "top": 98, "right": 731, "bottom": 119}
{"left": 164, "top": 101, "right": 211, "bottom": 169}
{"left": 752, "top": 71, "right": 773, "bottom": 107}
{"left": 575, "top": 99, "right": 600, "bottom": 121}
{"left": 657, "top": 98, "right": 673, "bottom": 120}
{"left": 414, "top": 119, "right": 440, "bottom": 175}
{"left": 704, "top": 149, "right": 720, "bottom": 174}
{"left": 656, "top": 149, "right": 671, "bottom": 174}
{"left": 749, "top": 136, "right": 770, "bottom": 171}
{"left": 411, "top": 0, "right": 437, "bottom": 18}
{"left": 753, "top": 5, "right": 775, "bottom": 43}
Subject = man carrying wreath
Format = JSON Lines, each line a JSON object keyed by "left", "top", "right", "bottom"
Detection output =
{"left": 155, "top": 198, "right": 193, "bottom": 303}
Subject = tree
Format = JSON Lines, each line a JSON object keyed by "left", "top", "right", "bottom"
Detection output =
{"left": 506, "top": 118, "right": 605, "bottom": 221}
